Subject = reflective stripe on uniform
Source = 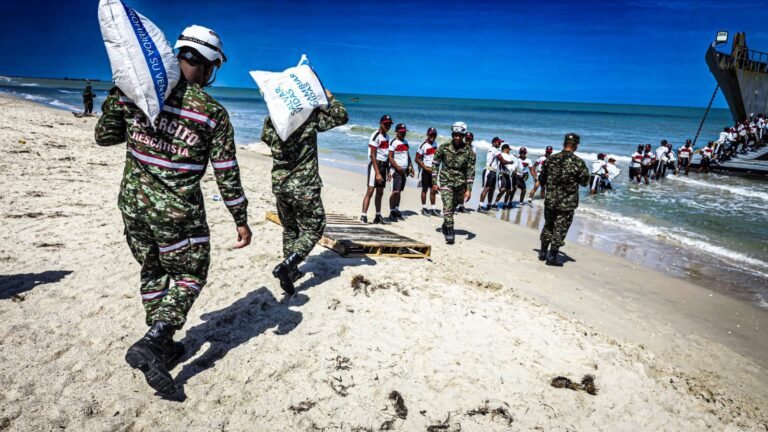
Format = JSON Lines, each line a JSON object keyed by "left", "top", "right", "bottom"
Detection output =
{"left": 130, "top": 148, "right": 206, "bottom": 172}
{"left": 159, "top": 236, "right": 210, "bottom": 254}
{"left": 162, "top": 105, "right": 218, "bottom": 129}
{"left": 211, "top": 159, "right": 238, "bottom": 170}
{"left": 176, "top": 280, "right": 202, "bottom": 293}
{"left": 224, "top": 195, "right": 246, "bottom": 207}
{"left": 142, "top": 289, "right": 168, "bottom": 301}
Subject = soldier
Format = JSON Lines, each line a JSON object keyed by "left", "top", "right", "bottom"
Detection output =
{"left": 95, "top": 25, "right": 252, "bottom": 397}
{"left": 538, "top": 133, "right": 589, "bottom": 266}
{"left": 261, "top": 89, "right": 348, "bottom": 294}
{"left": 83, "top": 81, "right": 95, "bottom": 115}
{"left": 431, "top": 121, "right": 476, "bottom": 244}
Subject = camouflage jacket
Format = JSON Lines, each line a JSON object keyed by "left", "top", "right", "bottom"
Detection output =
{"left": 95, "top": 80, "right": 248, "bottom": 227}
{"left": 261, "top": 98, "right": 348, "bottom": 195}
{"left": 539, "top": 150, "right": 589, "bottom": 211}
{"left": 431, "top": 141, "right": 476, "bottom": 189}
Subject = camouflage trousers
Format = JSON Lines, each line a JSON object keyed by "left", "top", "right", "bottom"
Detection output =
{"left": 122, "top": 214, "right": 210, "bottom": 329}
{"left": 540, "top": 208, "right": 574, "bottom": 248}
{"left": 440, "top": 186, "right": 466, "bottom": 229}
{"left": 275, "top": 187, "right": 326, "bottom": 259}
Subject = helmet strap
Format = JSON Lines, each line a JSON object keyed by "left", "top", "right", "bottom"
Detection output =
{"left": 204, "top": 64, "right": 220, "bottom": 87}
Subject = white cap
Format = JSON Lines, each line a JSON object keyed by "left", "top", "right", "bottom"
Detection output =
{"left": 451, "top": 121, "right": 467, "bottom": 135}
{"left": 174, "top": 25, "right": 227, "bottom": 65}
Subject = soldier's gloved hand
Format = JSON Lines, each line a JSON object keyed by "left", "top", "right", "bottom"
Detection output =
{"left": 234, "top": 224, "right": 252, "bottom": 249}
{"left": 464, "top": 190, "right": 471, "bottom": 202}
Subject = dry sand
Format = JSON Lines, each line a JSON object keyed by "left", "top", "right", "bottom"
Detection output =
{"left": 1, "top": 94, "right": 766, "bottom": 431}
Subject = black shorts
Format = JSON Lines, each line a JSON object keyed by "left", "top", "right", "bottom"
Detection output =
{"left": 498, "top": 173, "right": 511, "bottom": 190}
{"left": 701, "top": 157, "right": 711, "bottom": 168}
{"left": 482, "top": 169, "right": 497, "bottom": 188}
{"left": 679, "top": 158, "right": 690, "bottom": 168}
{"left": 641, "top": 165, "right": 652, "bottom": 176}
{"left": 367, "top": 160, "right": 388, "bottom": 188}
{"left": 589, "top": 174, "right": 601, "bottom": 190}
{"left": 513, "top": 174, "right": 526, "bottom": 189}
{"left": 419, "top": 171, "right": 433, "bottom": 190}
{"left": 392, "top": 171, "right": 407, "bottom": 192}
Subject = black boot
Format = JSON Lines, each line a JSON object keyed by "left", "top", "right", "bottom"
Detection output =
{"left": 125, "top": 321, "right": 178, "bottom": 396}
{"left": 545, "top": 247, "right": 563, "bottom": 267}
{"left": 444, "top": 225, "right": 455, "bottom": 245}
{"left": 538, "top": 241, "right": 549, "bottom": 261}
{"left": 272, "top": 253, "right": 303, "bottom": 295}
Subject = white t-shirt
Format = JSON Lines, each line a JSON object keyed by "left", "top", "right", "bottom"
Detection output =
{"left": 534, "top": 155, "right": 547, "bottom": 172}
{"left": 607, "top": 163, "right": 621, "bottom": 180}
{"left": 655, "top": 146, "right": 668, "bottom": 160}
{"left": 485, "top": 147, "right": 501, "bottom": 171}
{"left": 641, "top": 151, "right": 654, "bottom": 166}
{"left": 499, "top": 153, "right": 518, "bottom": 175}
{"left": 389, "top": 138, "right": 410, "bottom": 169}
{"left": 702, "top": 147, "right": 714, "bottom": 158}
{"left": 631, "top": 151, "right": 643, "bottom": 167}
{"left": 516, "top": 157, "right": 532, "bottom": 175}
{"left": 417, "top": 141, "right": 436, "bottom": 168}
{"left": 591, "top": 160, "right": 607, "bottom": 174}
{"left": 678, "top": 146, "right": 692, "bottom": 159}
{"left": 368, "top": 130, "right": 390, "bottom": 162}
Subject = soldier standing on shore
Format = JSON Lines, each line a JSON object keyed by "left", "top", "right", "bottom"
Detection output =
{"left": 262, "top": 89, "right": 349, "bottom": 294}
{"left": 95, "top": 26, "right": 251, "bottom": 396}
{"left": 431, "top": 122, "right": 476, "bottom": 244}
{"left": 83, "top": 81, "right": 95, "bottom": 115}
{"left": 538, "top": 133, "right": 589, "bottom": 266}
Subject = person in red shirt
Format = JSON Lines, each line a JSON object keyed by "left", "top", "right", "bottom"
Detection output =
{"left": 415, "top": 127, "right": 439, "bottom": 216}
{"left": 361, "top": 115, "right": 393, "bottom": 224}
{"left": 387, "top": 123, "right": 413, "bottom": 221}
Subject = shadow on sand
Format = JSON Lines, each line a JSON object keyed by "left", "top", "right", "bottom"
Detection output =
{"left": 295, "top": 249, "right": 376, "bottom": 292}
{"left": 434, "top": 227, "right": 476, "bottom": 241}
{"left": 532, "top": 248, "right": 577, "bottom": 264}
{"left": 0, "top": 270, "right": 73, "bottom": 300}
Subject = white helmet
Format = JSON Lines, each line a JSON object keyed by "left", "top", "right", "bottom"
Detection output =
{"left": 451, "top": 121, "right": 467, "bottom": 135}
{"left": 175, "top": 25, "right": 227, "bottom": 65}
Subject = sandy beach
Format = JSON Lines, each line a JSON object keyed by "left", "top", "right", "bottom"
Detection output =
{"left": 1, "top": 94, "right": 767, "bottom": 431}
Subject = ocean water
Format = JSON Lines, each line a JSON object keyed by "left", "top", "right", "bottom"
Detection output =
{"left": 3, "top": 76, "right": 767, "bottom": 308}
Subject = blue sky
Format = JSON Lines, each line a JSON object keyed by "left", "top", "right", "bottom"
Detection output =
{"left": 1, "top": 0, "right": 766, "bottom": 107}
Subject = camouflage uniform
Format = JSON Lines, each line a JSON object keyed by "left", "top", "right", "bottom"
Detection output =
{"left": 95, "top": 81, "right": 248, "bottom": 329}
{"left": 538, "top": 149, "right": 589, "bottom": 248}
{"left": 261, "top": 98, "right": 348, "bottom": 259}
{"left": 432, "top": 141, "right": 476, "bottom": 229}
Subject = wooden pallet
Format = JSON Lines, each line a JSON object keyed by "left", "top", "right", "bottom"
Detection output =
{"left": 265, "top": 211, "right": 431, "bottom": 258}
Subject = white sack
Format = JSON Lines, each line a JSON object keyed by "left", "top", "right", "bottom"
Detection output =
{"left": 250, "top": 55, "right": 329, "bottom": 141}
{"left": 98, "top": 0, "right": 179, "bottom": 126}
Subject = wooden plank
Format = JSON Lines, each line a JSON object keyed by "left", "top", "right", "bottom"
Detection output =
{"left": 265, "top": 210, "right": 431, "bottom": 258}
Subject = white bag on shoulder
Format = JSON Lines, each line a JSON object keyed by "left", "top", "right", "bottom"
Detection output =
{"left": 98, "top": 0, "right": 180, "bottom": 126}
{"left": 250, "top": 55, "right": 329, "bottom": 141}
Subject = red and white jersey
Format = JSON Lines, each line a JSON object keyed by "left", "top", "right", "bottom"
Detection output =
{"left": 389, "top": 138, "right": 410, "bottom": 168}
{"left": 641, "top": 151, "right": 654, "bottom": 166}
{"left": 368, "top": 130, "right": 390, "bottom": 162}
{"left": 417, "top": 141, "right": 436, "bottom": 167}
{"left": 678, "top": 146, "right": 692, "bottom": 159}
{"left": 516, "top": 157, "right": 532, "bottom": 175}
{"left": 631, "top": 152, "right": 643, "bottom": 167}
{"left": 534, "top": 155, "right": 547, "bottom": 172}
{"left": 702, "top": 147, "right": 714, "bottom": 158}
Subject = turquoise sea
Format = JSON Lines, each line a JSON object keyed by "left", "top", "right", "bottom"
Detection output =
{"left": 2, "top": 76, "right": 767, "bottom": 309}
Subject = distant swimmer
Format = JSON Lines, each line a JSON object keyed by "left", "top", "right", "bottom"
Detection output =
{"left": 416, "top": 127, "right": 439, "bottom": 216}
{"left": 508, "top": 147, "right": 533, "bottom": 206}
{"left": 83, "top": 81, "right": 95, "bottom": 115}
{"left": 478, "top": 137, "right": 503, "bottom": 212}
{"left": 528, "top": 145, "right": 553, "bottom": 202}
{"left": 640, "top": 143, "right": 654, "bottom": 184}
{"left": 630, "top": 144, "right": 643, "bottom": 183}
{"left": 432, "top": 121, "right": 476, "bottom": 244}
{"left": 388, "top": 123, "right": 414, "bottom": 222}
{"left": 493, "top": 143, "right": 518, "bottom": 208}
{"left": 455, "top": 132, "right": 475, "bottom": 213}
{"left": 589, "top": 153, "right": 609, "bottom": 195}
{"left": 698, "top": 141, "right": 715, "bottom": 174}
{"left": 678, "top": 139, "right": 693, "bottom": 176}
{"left": 361, "top": 115, "right": 393, "bottom": 224}
{"left": 538, "top": 133, "right": 589, "bottom": 266}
